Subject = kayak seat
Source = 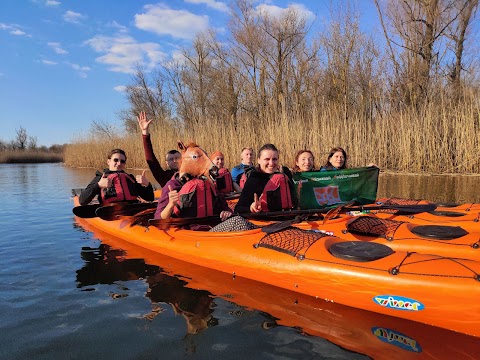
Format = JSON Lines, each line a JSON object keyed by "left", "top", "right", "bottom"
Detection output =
{"left": 427, "top": 210, "right": 466, "bottom": 217}
{"left": 255, "top": 227, "right": 327, "bottom": 257}
{"left": 410, "top": 225, "right": 468, "bottom": 240}
{"left": 347, "top": 217, "right": 404, "bottom": 239}
{"left": 329, "top": 241, "right": 394, "bottom": 262}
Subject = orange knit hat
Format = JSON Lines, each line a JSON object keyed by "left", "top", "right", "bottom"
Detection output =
{"left": 210, "top": 151, "right": 224, "bottom": 161}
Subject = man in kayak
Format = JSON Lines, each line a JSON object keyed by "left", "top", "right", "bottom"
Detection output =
{"left": 79, "top": 148, "right": 154, "bottom": 205}
{"left": 231, "top": 147, "right": 255, "bottom": 185}
{"left": 137, "top": 111, "right": 181, "bottom": 187}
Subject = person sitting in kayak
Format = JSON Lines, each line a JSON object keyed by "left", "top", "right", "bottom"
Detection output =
{"left": 79, "top": 148, "right": 154, "bottom": 206}
{"left": 320, "top": 147, "right": 377, "bottom": 171}
{"left": 231, "top": 147, "right": 255, "bottom": 185}
{"left": 137, "top": 111, "right": 181, "bottom": 187}
{"left": 292, "top": 150, "right": 316, "bottom": 173}
{"left": 320, "top": 147, "right": 348, "bottom": 171}
{"left": 234, "top": 144, "right": 298, "bottom": 214}
{"left": 210, "top": 151, "right": 241, "bottom": 194}
{"left": 154, "top": 142, "right": 232, "bottom": 221}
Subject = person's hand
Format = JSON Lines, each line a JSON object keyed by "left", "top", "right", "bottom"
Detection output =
{"left": 220, "top": 211, "right": 232, "bottom": 221}
{"left": 137, "top": 111, "right": 153, "bottom": 135}
{"left": 136, "top": 169, "right": 150, "bottom": 186}
{"left": 250, "top": 193, "right": 262, "bottom": 213}
{"left": 167, "top": 185, "right": 179, "bottom": 206}
{"left": 98, "top": 173, "right": 111, "bottom": 189}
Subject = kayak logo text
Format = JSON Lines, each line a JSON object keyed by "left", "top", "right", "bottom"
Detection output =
{"left": 373, "top": 295, "right": 424, "bottom": 311}
{"left": 371, "top": 327, "right": 422, "bottom": 353}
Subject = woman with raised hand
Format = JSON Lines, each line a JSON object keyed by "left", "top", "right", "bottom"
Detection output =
{"left": 234, "top": 144, "right": 297, "bottom": 214}
{"left": 137, "top": 111, "right": 181, "bottom": 187}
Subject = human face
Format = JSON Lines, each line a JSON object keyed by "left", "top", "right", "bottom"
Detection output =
{"left": 212, "top": 155, "right": 225, "bottom": 169}
{"left": 258, "top": 150, "right": 279, "bottom": 174}
{"left": 166, "top": 153, "right": 181, "bottom": 170}
{"left": 107, "top": 154, "right": 126, "bottom": 171}
{"left": 329, "top": 151, "right": 345, "bottom": 169}
{"left": 296, "top": 152, "right": 314, "bottom": 172}
{"left": 241, "top": 149, "right": 254, "bottom": 165}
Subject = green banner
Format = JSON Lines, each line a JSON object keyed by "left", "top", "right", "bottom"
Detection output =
{"left": 292, "top": 167, "right": 379, "bottom": 209}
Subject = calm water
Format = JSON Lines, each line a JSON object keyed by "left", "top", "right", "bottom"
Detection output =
{"left": 1, "top": 163, "right": 479, "bottom": 360}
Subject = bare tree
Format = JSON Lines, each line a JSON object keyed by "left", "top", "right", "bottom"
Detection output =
{"left": 15, "top": 126, "right": 28, "bottom": 150}
{"left": 28, "top": 136, "right": 38, "bottom": 150}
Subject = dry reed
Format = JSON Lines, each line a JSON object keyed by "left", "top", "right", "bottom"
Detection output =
{"left": 64, "top": 93, "right": 479, "bottom": 176}
{"left": 0, "top": 150, "right": 64, "bottom": 164}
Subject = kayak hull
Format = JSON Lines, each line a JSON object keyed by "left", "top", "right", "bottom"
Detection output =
{"left": 73, "top": 197, "right": 480, "bottom": 337}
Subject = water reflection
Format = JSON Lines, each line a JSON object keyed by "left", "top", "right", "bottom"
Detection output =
{"left": 378, "top": 173, "right": 480, "bottom": 203}
{"left": 76, "top": 244, "right": 218, "bottom": 335}
{"left": 74, "top": 240, "right": 480, "bottom": 360}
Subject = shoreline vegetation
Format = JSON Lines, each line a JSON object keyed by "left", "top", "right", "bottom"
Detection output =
{"left": 63, "top": 1, "right": 479, "bottom": 175}
{"left": 0, "top": 150, "right": 64, "bottom": 164}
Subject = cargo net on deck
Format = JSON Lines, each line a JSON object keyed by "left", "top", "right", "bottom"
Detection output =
{"left": 255, "top": 227, "right": 327, "bottom": 257}
{"left": 347, "top": 217, "right": 404, "bottom": 239}
{"left": 382, "top": 197, "right": 423, "bottom": 205}
{"left": 377, "top": 197, "right": 423, "bottom": 214}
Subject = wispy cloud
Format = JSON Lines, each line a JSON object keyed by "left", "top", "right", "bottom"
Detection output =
{"left": 63, "top": 10, "right": 87, "bottom": 24}
{"left": 113, "top": 85, "right": 126, "bottom": 92}
{"left": 135, "top": 4, "right": 209, "bottom": 40}
{"left": 107, "top": 21, "right": 128, "bottom": 34}
{"left": 185, "top": 0, "right": 229, "bottom": 13}
{"left": 45, "top": 0, "right": 61, "bottom": 7}
{"left": 0, "top": 23, "right": 32, "bottom": 37}
{"left": 48, "top": 42, "right": 68, "bottom": 55}
{"left": 42, "top": 59, "right": 58, "bottom": 65}
{"left": 256, "top": 3, "right": 315, "bottom": 22}
{"left": 85, "top": 35, "right": 165, "bottom": 73}
{"left": 64, "top": 62, "right": 91, "bottom": 78}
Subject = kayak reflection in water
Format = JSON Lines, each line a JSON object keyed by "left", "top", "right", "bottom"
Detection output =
{"left": 76, "top": 244, "right": 217, "bottom": 335}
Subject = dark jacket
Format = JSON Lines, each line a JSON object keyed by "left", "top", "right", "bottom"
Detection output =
{"left": 143, "top": 134, "right": 176, "bottom": 187}
{"left": 79, "top": 169, "right": 154, "bottom": 206}
{"left": 234, "top": 166, "right": 297, "bottom": 213}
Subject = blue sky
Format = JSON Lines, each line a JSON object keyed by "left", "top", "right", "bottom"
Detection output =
{"left": 0, "top": 0, "right": 378, "bottom": 146}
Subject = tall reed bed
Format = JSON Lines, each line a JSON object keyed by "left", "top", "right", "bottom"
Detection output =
{"left": 0, "top": 150, "right": 64, "bottom": 164}
{"left": 64, "top": 97, "right": 479, "bottom": 175}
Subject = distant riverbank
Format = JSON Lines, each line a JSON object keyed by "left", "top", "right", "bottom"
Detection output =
{"left": 0, "top": 150, "right": 63, "bottom": 164}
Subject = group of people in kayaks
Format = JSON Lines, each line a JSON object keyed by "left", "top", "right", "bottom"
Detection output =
{"left": 79, "top": 111, "right": 375, "bottom": 231}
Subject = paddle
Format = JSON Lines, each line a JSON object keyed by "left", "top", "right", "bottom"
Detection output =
{"left": 148, "top": 203, "right": 437, "bottom": 228}
{"left": 95, "top": 202, "right": 158, "bottom": 221}
{"left": 72, "top": 203, "right": 101, "bottom": 218}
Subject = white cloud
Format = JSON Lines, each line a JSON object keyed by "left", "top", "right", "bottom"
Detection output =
{"left": 42, "top": 59, "right": 58, "bottom": 65}
{"left": 256, "top": 3, "right": 315, "bottom": 22}
{"left": 85, "top": 35, "right": 166, "bottom": 73}
{"left": 45, "top": 0, "right": 61, "bottom": 6}
{"left": 68, "top": 63, "right": 91, "bottom": 71}
{"left": 107, "top": 21, "right": 128, "bottom": 34}
{"left": 48, "top": 42, "right": 68, "bottom": 54}
{"left": 63, "top": 10, "right": 87, "bottom": 24}
{"left": 0, "top": 23, "right": 31, "bottom": 37}
{"left": 135, "top": 4, "right": 209, "bottom": 40}
{"left": 114, "top": 85, "right": 126, "bottom": 92}
{"left": 185, "top": 0, "right": 229, "bottom": 13}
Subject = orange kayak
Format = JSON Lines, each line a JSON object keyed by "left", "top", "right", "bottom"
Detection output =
{"left": 77, "top": 231, "right": 480, "bottom": 360}
{"left": 292, "top": 213, "right": 480, "bottom": 261}
{"left": 73, "top": 196, "right": 480, "bottom": 337}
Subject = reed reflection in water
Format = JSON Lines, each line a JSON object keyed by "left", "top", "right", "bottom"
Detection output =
{"left": 378, "top": 173, "right": 480, "bottom": 203}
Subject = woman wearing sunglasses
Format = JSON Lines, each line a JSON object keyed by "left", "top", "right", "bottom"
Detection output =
{"left": 79, "top": 149, "right": 154, "bottom": 205}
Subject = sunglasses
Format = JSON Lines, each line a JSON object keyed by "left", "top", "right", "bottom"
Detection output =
{"left": 112, "top": 158, "right": 126, "bottom": 164}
